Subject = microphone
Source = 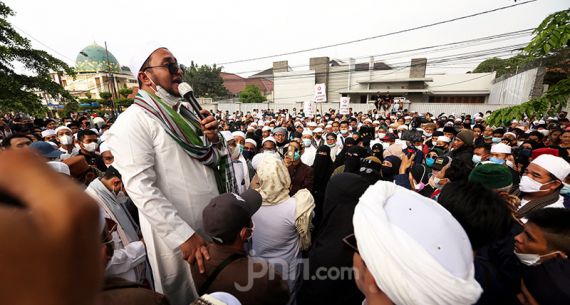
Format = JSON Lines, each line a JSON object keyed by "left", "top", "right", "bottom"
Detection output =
{"left": 177, "top": 82, "right": 206, "bottom": 120}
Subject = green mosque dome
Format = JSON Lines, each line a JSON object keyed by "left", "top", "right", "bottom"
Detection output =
{"left": 75, "top": 42, "right": 121, "bottom": 73}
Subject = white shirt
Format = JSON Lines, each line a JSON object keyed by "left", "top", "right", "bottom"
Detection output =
{"left": 251, "top": 197, "right": 301, "bottom": 292}
{"left": 106, "top": 102, "right": 220, "bottom": 305}
{"left": 301, "top": 146, "right": 317, "bottom": 166}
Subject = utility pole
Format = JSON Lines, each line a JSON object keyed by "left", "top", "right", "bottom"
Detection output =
{"left": 104, "top": 41, "right": 117, "bottom": 117}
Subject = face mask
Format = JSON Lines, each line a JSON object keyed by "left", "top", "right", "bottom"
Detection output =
{"left": 415, "top": 181, "right": 426, "bottom": 192}
{"left": 302, "top": 139, "right": 312, "bottom": 147}
{"left": 83, "top": 142, "right": 98, "bottom": 153}
{"left": 506, "top": 160, "right": 514, "bottom": 169}
{"left": 472, "top": 154, "right": 482, "bottom": 164}
{"left": 230, "top": 145, "right": 241, "bottom": 159}
{"left": 425, "top": 157, "right": 435, "bottom": 167}
{"left": 561, "top": 183, "right": 570, "bottom": 195}
{"left": 340, "top": 129, "right": 348, "bottom": 135}
{"left": 517, "top": 141, "right": 523, "bottom": 147}
{"left": 424, "top": 132, "right": 432, "bottom": 138}
{"left": 326, "top": 142, "right": 336, "bottom": 148}
{"left": 377, "top": 133, "right": 386, "bottom": 139}
{"left": 519, "top": 176, "right": 555, "bottom": 193}
{"left": 415, "top": 145, "right": 423, "bottom": 151}
{"left": 492, "top": 137, "right": 502, "bottom": 143}
{"left": 489, "top": 157, "right": 505, "bottom": 165}
{"left": 433, "top": 176, "right": 445, "bottom": 190}
{"left": 58, "top": 135, "right": 73, "bottom": 145}
{"left": 514, "top": 251, "right": 564, "bottom": 266}
{"left": 146, "top": 72, "right": 181, "bottom": 106}
{"left": 116, "top": 191, "right": 129, "bottom": 205}
{"left": 432, "top": 141, "right": 438, "bottom": 146}
{"left": 242, "top": 150, "right": 255, "bottom": 160}
{"left": 294, "top": 151, "right": 300, "bottom": 161}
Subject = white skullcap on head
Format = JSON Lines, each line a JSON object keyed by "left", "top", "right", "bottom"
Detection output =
{"left": 397, "top": 124, "right": 409, "bottom": 131}
{"left": 232, "top": 131, "right": 246, "bottom": 140}
{"left": 313, "top": 127, "right": 323, "bottom": 133}
{"left": 262, "top": 126, "right": 271, "bottom": 132}
{"left": 41, "top": 129, "right": 56, "bottom": 138}
{"left": 220, "top": 131, "right": 233, "bottom": 143}
{"left": 55, "top": 126, "right": 71, "bottom": 134}
{"left": 373, "top": 120, "right": 380, "bottom": 125}
{"left": 364, "top": 118, "right": 373, "bottom": 122}
{"left": 262, "top": 136, "right": 276, "bottom": 145}
{"left": 437, "top": 136, "right": 451, "bottom": 143}
{"left": 532, "top": 154, "right": 570, "bottom": 181}
{"left": 308, "top": 122, "right": 317, "bottom": 127}
{"left": 47, "top": 161, "right": 70, "bottom": 176}
{"left": 353, "top": 181, "right": 482, "bottom": 305}
{"left": 203, "top": 292, "right": 242, "bottom": 305}
{"left": 491, "top": 143, "right": 511, "bottom": 154}
{"left": 245, "top": 138, "right": 257, "bottom": 148}
{"left": 129, "top": 41, "right": 165, "bottom": 79}
{"left": 302, "top": 129, "right": 313, "bottom": 136}
{"left": 504, "top": 132, "right": 517, "bottom": 138}
{"left": 99, "top": 141, "right": 110, "bottom": 153}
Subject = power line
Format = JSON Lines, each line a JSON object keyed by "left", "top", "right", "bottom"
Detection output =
{"left": 12, "top": 24, "right": 75, "bottom": 63}
{"left": 217, "top": 0, "right": 538, "bottom": 65}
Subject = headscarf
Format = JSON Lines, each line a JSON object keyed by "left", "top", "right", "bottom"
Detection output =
{"left": 256, "top": 155, "right": 291, "bottom": 205}
{"left": 334, "top": 137, "right": 356, "bottom": 168}
{"left": 344, "top": 145, "right": 369, "bottom": 174}
{"left": 353, "top": 181, "right": 482, "bottom": 305}
{"left": 298, "top": 173, "right": 370, "bottom": 305}
{"left": 312, "top": 145, "right": 333, "bottom": 226}
{"left": 381, "top": 155, "right": 402, "bottom": 182}
{"left": 371, "top": 143, "right": 384, "bottom": 162}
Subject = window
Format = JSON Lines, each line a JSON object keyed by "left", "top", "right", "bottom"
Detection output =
{"left": 429, "top": 96, "right": 485, "bottom": 103}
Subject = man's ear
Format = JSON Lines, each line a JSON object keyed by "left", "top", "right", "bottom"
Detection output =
{"left": 138, "top": 71, "right": 153, "bottom": 88}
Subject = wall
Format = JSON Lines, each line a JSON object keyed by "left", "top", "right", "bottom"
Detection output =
{"left": 488, "top": 68, "right": 538, "bottom": 105}
{"left": 273, "top": 71, "right": 315, "bottom": 103}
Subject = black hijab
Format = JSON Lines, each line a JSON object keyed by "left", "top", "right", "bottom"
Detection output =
{"left": 344, "top": 145, "right": 369, "bottom": 174}
{"left": 334, "top": 137, "right": 356, "bottom": 168}
{"left": 298, "top": 173, "right": 370, "bottom": 305}
{"left": 380, "top": 155, "right": 402, "bottom": 182}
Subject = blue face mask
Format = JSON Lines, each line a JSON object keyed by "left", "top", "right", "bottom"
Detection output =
{"left": 561, "top": 183, "right": 570, "bottom": 196}
{"left": 492, "top": 137, "right": 502, "bottom": 144}
{"left": 489, "top": 157, "right": 505, "bottom": 165}
{"left": 294, "top": 151, "right": 300, "bottom": 161}
{"left": 425, "top": 157, "right": 435, "bottom": 167}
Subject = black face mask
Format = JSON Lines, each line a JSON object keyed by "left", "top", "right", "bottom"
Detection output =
{"left": 242, "top": 150, "right": 255, "bottom": 160}
{"left": 374, "top": 152, "right": 383, "bottom": 160}
{"left": 381, "top": 165, "right": 396, "bottom": 177}
{"left": 434, "top": 145, "right": 446, "bottom": 150}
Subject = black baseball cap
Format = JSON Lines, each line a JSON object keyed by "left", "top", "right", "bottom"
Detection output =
{"left": 203, "top": 189, "right": 262, "bottom": 244}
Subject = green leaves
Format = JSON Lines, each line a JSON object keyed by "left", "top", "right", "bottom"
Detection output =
{"left": 239, "top": 84, "right": 266, "bottom": 103}
{"left": 524, "top": 9, "right": 570, "bottom": 58}
{"left": 182, "top": 61, "right": 229, "bottom": 98}
{"left": 0, "top": 1, "right": 75, "bottom": 115}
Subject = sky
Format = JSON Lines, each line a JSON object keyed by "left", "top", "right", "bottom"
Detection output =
{"left": 4, "top": 0, "right": 568, "bottom": 77}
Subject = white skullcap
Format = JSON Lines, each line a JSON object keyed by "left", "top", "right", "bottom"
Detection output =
{"left": 353, "top": 181, "right": 482, "bottom": 305}
{"left": 41, "top": 129, "right": 56, "bottom": 138}
{"left": 437, "top": 136, "right": 451, "bottom": 143}
{"left": 232, "top": 131, "right": 246, "bottom": 140}
{"left": 504, "top": 132, "right": 517, "bottom": 138}
{"left": 245, "top": 138, "right": 257, "bottom": 148}
{"left": 99, "top": 141, "right": 110, "bottom": 153}
{"left": 538, "top": 120, "right": 546, "bottom": 125}
{"left": 445, "top": 122, "right": 454, "bottom": 127}
{"left": 220, "top": 131, "right": 233, "bottom": 143}
{"left": 302, "top": 129, "right": 313, "bottom": 136}
{"left": 308, "top": 122, "right": 317, "bottom": 127}
{"left": 404, "top": 116, "right": 412, "bottom": 120}
{"left": 55, "top": 126, "right": 71, "bottom": 134}
{"left": 313, "top": 127, "right": 323, "bottom": 133}
{"left": 512, "top": 119, "right": 518, "bottom": 124}
{"left": 373, "top": 120, "right": 380, "bottom": 125}
{"left": 532, "top": 154, "right": 570, "bottom": 181}
{"left": 203, "top": 292, "right": 242, "bottom": 305}
{"left": 325, "top": 124, "right": 332, "bottom": 129}
{"left": 128, "top": 41, "right": 164, "bottom": 79}
{"left": 262, "top": 126, "right": 271, "bottom": 131}
{"left": 491, "top": 143, "right": 511, "bottom": 154}
{"left": 397, "top": 125, "right": 409, "bottom": 131}
{"left": 258, "top": 120, "right": 264, "bottom": 125}
{"left": 262, "top": 136, "right": 276, "bottom": 145}
{"left": 364, "top": 118, "right": 373, "bottom": 123}
{"left": 47, "top": 161, "right": 70, "bottom": 176}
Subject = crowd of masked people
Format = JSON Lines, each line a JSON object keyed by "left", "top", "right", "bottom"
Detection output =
{"left": 1, "top": 106, "right": 570, "bottom": 305}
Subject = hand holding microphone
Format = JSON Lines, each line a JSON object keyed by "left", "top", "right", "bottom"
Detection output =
{"left": 178, "top": 82, "right": 219, "bottom": 143}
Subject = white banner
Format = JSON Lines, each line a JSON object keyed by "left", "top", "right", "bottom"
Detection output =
{"left": 339, "top": 97, "right": 350, "bottom": 115}
{"left": 303, "top": 100, "right": 316, "bottom": 117}
{"left": 313, "top": 83, "right": 327, "bottom": 102}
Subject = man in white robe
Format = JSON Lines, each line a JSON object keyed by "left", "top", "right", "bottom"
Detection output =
{"left": 106, "top": 42, "right": 222, "bottom": 305}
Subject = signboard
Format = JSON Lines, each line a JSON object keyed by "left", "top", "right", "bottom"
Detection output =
{"left": 339, "top": 97, "right": 350, "bottom": 115}
{"left": 313, "top": 83, "right": 327, "bottom": 102}
{"left": 303, "top": 100, "right": 316, "bottom": 117}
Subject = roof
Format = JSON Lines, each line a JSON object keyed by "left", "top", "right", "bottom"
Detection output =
{"left": 220, "top": 72, "right": 273, "bottom": 95}
{"left": 358, "top": 78, "right": 433, "bottom": 84}
{"left": 249, "top": 67, "right": 273, "bottom": 78}
{"left": 338, "top": 89, "right": 429, "bottom": 94}
{"left": 75, "top": 43, "right": 121, "bottom": 73}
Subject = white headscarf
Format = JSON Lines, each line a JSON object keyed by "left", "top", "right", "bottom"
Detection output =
{"left": 353, "top": 181, "right": 482, "bottom": 305}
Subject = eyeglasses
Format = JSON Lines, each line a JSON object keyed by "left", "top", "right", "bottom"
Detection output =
{"left": 144, "top": 62, "right": 181, "bottom": 75}
{"left": 342, "top": 234, "right": 359, "bottom": 253}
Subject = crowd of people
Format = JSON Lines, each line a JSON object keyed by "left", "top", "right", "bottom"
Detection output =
{"left": 0, "top": 43, "right": 569, "bottom": 305}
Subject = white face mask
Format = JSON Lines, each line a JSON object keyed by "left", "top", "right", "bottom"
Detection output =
{"left": 514, "top": 251, "right": 565, "bottom": 266}
{"left": 472, "top": 154, "right": 482, "bottom": 164}
{"left": 116, "top": 191, "right": 129, "bottom": 205}
{"left": 302, "top": 139, "right": 312, "bottom": 147}
{"left": 59, "top": 135, "right": 73, "bottom": 145}
{"left": 415, "top": 145, "right": 423, "bottom": 151}
{"left": 230, "top": 144, "right": 241, "bottom": 159}
{"left": 377, "top": 133, "right": 386, "bottom": 139}
{"left": 83, "top": 142, "right": 98, "bottom": 153}
{"left": 505, "top": 160, "right": 514, "bottom": 169}
{"left": 146, "top": 72, "right": 181, "bottom": 106}
{"left": 519, "top": 176, "right": 555, "bottom": 193}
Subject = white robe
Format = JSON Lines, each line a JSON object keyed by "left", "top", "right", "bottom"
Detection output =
{"left": 106, "top": 103, "right": 219, "bottom": 305}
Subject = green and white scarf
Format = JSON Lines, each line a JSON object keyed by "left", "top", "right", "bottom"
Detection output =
{"left": 134, "top": 90, "right": 235, "bottom": 193}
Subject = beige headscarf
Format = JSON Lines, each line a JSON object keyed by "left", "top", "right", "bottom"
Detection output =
{"left": 256, "top": 155, "right": 291, "bottom": 205}
{"left": 255, "top": 155, "right": 315, "bottom": 250}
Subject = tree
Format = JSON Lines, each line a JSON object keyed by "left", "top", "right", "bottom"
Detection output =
{"left": 0, "top": 1, "right": 75, "bottom": 115}
{"left": 182, "top": 61, "right": 229, "bottom": 98}
{"left": 239, "top": 84, "right": 266, "bottom": 103}
{"left": 487, "top": 9, "right": 570, "bottom": 126}
{"left": 473, "top": 55, "right": 528, "bottom": 78}
{"left": 118, "top": 88, "right": 133, "bottom": 98}
{"left": 99, "top": 92, "right": 112, "bottom": 100}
